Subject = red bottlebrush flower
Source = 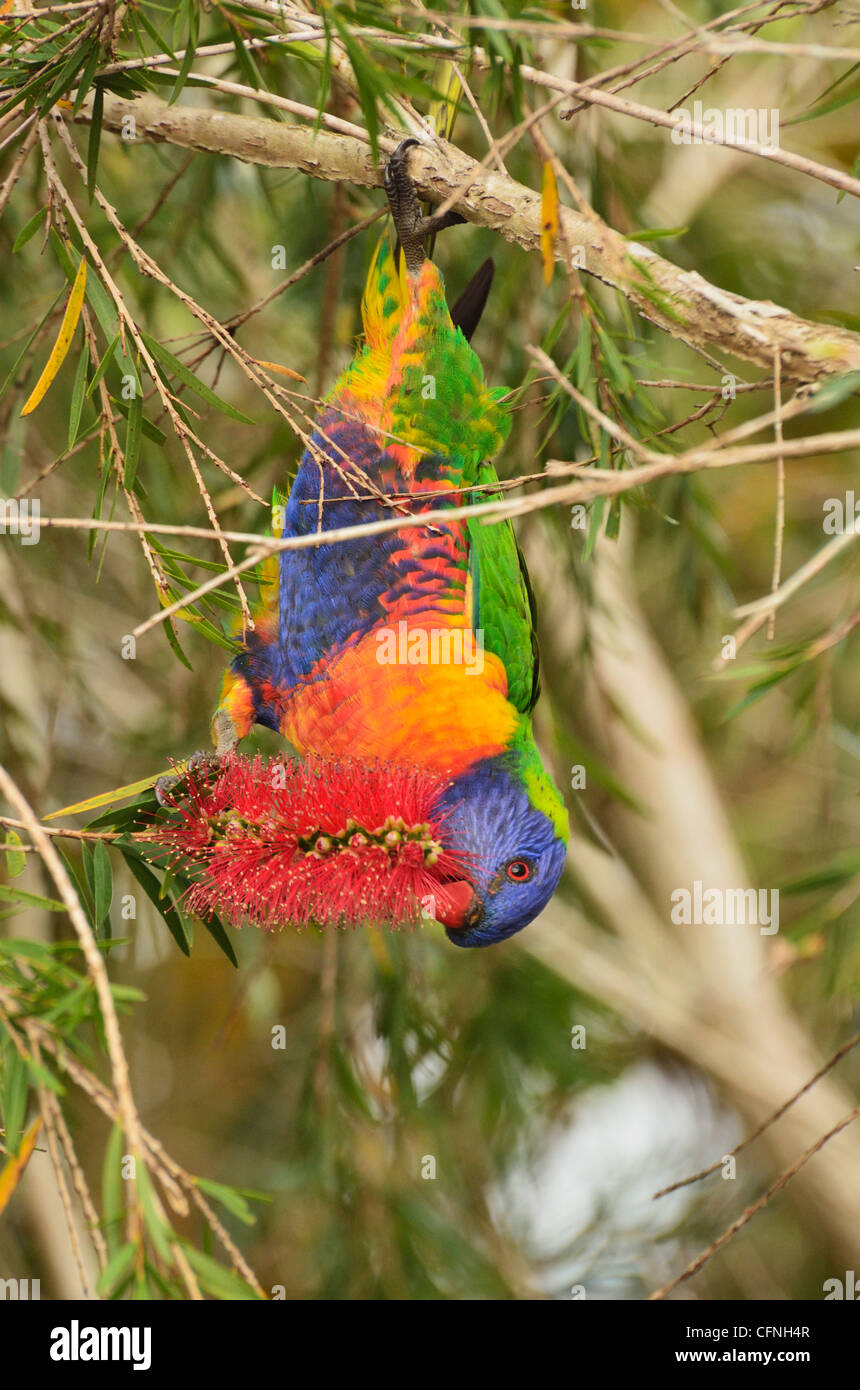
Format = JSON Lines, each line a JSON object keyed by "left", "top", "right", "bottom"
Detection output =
{"left": 138, "top": 753, "right": 475, "bottom": 934}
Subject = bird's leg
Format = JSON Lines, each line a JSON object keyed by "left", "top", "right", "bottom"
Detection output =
{"left": 383, "top": 138, "right": 465, "bottom": 273}
{"left": 154, "top": 711, "right": 238, "bottom": 808}
{"left": 212, "top": 708, "right": 241, "bottom": 758}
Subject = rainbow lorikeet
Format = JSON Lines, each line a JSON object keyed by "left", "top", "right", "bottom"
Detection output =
{"left": 209, "top": 141, "right": 568, "bottom": 946}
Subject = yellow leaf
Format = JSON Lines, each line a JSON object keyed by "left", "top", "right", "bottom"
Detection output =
{"left": 0, "top": 1118, "right": 42, "bottom": 1216}
{"left": 428, "top": 58, "right": 463, "bottom": 144}
{"left": 45, "top": 768, "right": 183, "bottom": 821}
{"left": 540, "top": 162, "right": 559, "bottom": 286}
{"left": 256, "top": 359, "right": 307, "bottom": 384}
{"left": 21, "top": 256, "right": 87, "bottom": 417}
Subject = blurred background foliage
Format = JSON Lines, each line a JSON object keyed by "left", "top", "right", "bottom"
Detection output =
{"left": 0, "top": 0, "right": 857, "bottom": 1300}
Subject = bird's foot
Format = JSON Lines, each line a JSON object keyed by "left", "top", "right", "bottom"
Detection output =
{"left": 155, "top": 713, "right": 240, "bottom": 808}
{"left": 383, "top": 138, "right": 465, "bottom": 273}
{"left": 155, "top": 748, "right": 221, "bottom": 809}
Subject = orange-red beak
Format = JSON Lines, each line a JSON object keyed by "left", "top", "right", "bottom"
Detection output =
{"left": 432, "top": 880, "right": 479, "bottom": 931}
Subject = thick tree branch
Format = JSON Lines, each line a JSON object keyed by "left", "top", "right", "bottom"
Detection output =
{"left": 71, "top": 93, "right": 860, "bottom": 382}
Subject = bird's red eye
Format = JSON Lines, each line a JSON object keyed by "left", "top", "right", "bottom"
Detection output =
{"left": 506, "top": 860, "right": 532, "bottom": 882}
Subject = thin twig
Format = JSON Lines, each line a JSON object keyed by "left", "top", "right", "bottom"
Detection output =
{"left": 26, "top": 1030, "right": 91, "bottom": 1297}
{"left": 71, "top": 93, "right": 860, "bottom": 378}
{"left": 0, "top": 814, "right": 121, "bottom": 843}
{"left": 43, "top": 118, "right": 252, "bottom": 625}
{"left": 732, "top": 527, "right": 857, "bottom": 619}
{"left": 0, "top": 766, "right": 145, "bottom": 1242}
{"left": 649, "top": 1107, "right": 860, "bottom": 1299}
{"left": 7, "top": 1007, "right": 267, "bottom": 1296}
{"left": 653, "top": 1030, "right": 860, "bottom": 1199}
{"left": 768, "top": 348, "right": 785, "bottom": 640}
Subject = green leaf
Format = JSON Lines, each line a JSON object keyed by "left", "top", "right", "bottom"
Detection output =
{"left": 136, "top": 1162, "right": 173, "bottom": 1263}
{"left": 783, "top": 77, "right": 860, "bottom": 127}
{"left": 71, "top": 39, "right": 103, "bottom": 117}
{"left": 0, "top": 883, "right": 66, "bottom": 913}
{"left": 230, "top": 32, "right": 270, "bottom": 107}
{"left": 110, "top": 983, "right": 146, "bottom": 1005}
{"left": 194, "top": 1177, "right": 258, "bottom": 1226}
{"left": 68, "top": 346, "right": 89, "bottom": 449}
{"left": 168, "top": 0, "right": 198, "bottom": 106}
{"left": 81, "top": 840, "right": 95, "bottom": 900}
{"left": 0, "top": 60, "right": 53, "bottom": 121}
{"left": 802, "top": 60, "right": 860, "bottom": 111}
{"left": 57, "top": 849, "right": 97, "bottom": 930}
{"left": 87, "top": 793, "right": 158, "bottom": 831}
{"left": 12, "top": 206, "right": 47, "bottom": 255}
{"left": 97, "top": 1239, "right": 138, "bottom": 1298}
{"left": 583, "top": 496, "right": 606, "bottom": 561}
{"left": 41, "top": 979, "right": 94, "bottom": 1027}
{"left": 140, "top": 331, "right": 255, "bottom": 425}
{"left": 85, "top": 331, "right": 119, "bottom": 398}
{"left": 87, "top": 84, "right": 104, "bottom": 200}
{"left": 625, "top": 226, "right": 688, "bottom": 242}
{"left": 89, "top": 451, "right": 113, "bottom": 563}
{"left": 780, "top": 853, "right": 860, "bottom": 895}
{"left": 1, "top": 1049, "right": 28, "bottom": 1157}
{"left": 723, "top": 662, "right": 804, "bottom": 721}
{"left": 123, "top": 385, "right": 143, "bottom": 488}
{"left": 182, "top": 1243, "right": 261, "bottom": 1300}
{"left": 23, "top": 1054, "right": 64, "bottom": 1097}
{"left": 596, "top": 323, "right": 634, "bottom": 394}
{"left": 111, "top": 394, "right": 166, "bottom": 445}
{"left": 52, "top": 779, "right": 162, "bottom": 824}
{"left": 135, "top": 6, "right": 176, "bottom": 61}
{"left": 331, "top": 14, "right": 381, "bottom": 162}
{"left": 93, "top": 839, "right": 113, "bottom": 929}
{"left": 42, "top": 37, "right": 98, "bottom": 113}
{"left": 118, "top": 848, "right": 192, "bottom": 955}
{"left": 160, "top": 612, "right": 193, "bottom": 671}
{"left": 806, "top": 371, "right": 860, "bottom": 414}
{"left": 4, "top": 831, "right": 26, "bottom": 879}
{"left": 199, "top": 909, "right": 239, "bottom": 968}
{"left": 0, "top": 937, "right": 54, "bottom": 961}
{"left": 101, "top": 1121, "right": 125, "bottom": 1257}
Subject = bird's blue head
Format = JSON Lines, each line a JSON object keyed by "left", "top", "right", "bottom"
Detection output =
{"left": 433, "top": 753, "right": 568, "bottom": 948}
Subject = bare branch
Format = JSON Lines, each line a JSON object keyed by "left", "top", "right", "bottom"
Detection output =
{"left": 69, "top": 93, "right": 860, "bottom": 381}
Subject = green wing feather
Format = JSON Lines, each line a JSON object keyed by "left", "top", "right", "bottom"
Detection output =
{"left": 467, "top": 461, "right": 540, "bottom": 717}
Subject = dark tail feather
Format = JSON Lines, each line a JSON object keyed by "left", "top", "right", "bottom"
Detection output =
{"left": 451, "top": 258, "right": 495, "bottom": 342}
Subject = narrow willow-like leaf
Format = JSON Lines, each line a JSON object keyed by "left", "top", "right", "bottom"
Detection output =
{"left": 12, "top": 205, "right": 47, "bottom": 254}
{"left": 168, "top": 0, "right": 198, "bottom": 106}
{"left": 0, "top": 883, "right": 66, "bottom": 913}
{"left": 86, "top": 83, "right": 103, "bottom": 199}
{"left": 68, "top": 345, "right": 89, "bottom": 449}
{"left": 123, "top": 386, "right": 143, "bottom": 488}
{"left": 93, "top": 839, "right": 113, "bottom": 929}
{"left": 4, "top": 831, "right": 26, "bottom": 879}
{"left": 20, "top": 256, "right": 87, "bottom": 416}
{"left": 97, "top": 1240, "right": 138, "bottom": 1299}
{"left": 141, "top": 331, "right": 255, "bottom": 425}
{"left": 101, "top": 1121, "right": 125, "bottom": 1257}
{"left": 0, "top": 1117, "right": 41, "bottom": 1213}
{"left": 540, "top": 162, "right": 558, "bottom": 285}
{"left": 71, "top": 38, "right": 102, "bottom": 116}
{"left": 119, "top": 848, "right": 192, "bottom": 956}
